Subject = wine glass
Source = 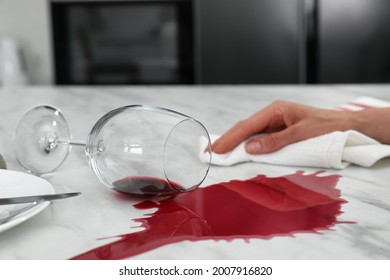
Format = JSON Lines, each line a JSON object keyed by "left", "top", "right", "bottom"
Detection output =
{"left": 13, "top": 104, "right": 212, "bottom": 195}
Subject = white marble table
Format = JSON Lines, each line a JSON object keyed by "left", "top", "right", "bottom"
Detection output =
{"left": 0, "top": 85, "right": 389, "bottom": 260}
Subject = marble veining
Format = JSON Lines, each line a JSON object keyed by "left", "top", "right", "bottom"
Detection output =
{"left": 0, "top": 85, "right": 390, "bottom": 259}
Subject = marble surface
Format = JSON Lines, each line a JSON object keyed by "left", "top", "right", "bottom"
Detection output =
{"left": 0, "top": 84, "right": 390, "bottom": 260}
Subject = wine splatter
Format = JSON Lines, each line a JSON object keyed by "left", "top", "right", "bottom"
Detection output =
{"left": 71, "top": 171, "right": 348, "bottom": 260}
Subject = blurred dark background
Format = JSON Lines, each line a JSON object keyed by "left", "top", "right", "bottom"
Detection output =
{"left": 50, "top": 0, "right": 390, "bottom": 85}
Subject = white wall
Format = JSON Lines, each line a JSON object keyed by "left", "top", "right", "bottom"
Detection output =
{"left": 0, "top": 0, "right": 53, "bottom": 84}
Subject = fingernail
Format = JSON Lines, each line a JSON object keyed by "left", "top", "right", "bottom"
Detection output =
{"left": 246, "top": 141, "right": 262, "bottom": 153}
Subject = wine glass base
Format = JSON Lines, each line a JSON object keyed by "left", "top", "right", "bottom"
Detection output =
{"left": 13, "top": 105, "right": 72, "bottom": 174}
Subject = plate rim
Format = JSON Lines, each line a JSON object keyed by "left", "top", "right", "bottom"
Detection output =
{"left": 0, "top": 169, "right": 54, "bottom": 233}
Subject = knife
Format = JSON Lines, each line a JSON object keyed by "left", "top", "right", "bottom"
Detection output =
{"left": 0, "top": 192, "right": 81, "bottom": 205}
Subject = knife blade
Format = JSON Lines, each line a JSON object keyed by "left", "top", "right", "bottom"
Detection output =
{"left": 0, "top": 192, "right": 81, "bottom": 205}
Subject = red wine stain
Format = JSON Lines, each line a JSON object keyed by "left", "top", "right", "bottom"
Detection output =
{"left": 71, "top": 171, "right": 349, "bottom": 260}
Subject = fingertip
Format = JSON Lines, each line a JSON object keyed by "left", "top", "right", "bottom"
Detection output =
{"left": 204, "top": 141, "right": 214, "bottom": 153}
{"left": 210, "top": 143, "right": 222, "bottom": 154}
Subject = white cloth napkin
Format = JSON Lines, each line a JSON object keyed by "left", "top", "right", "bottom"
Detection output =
{"left": 200, "top": 96, "right": 390, "bottom": 169}
{"left": 201, "top": 132, "right": 390, "bottom": 169}
{"left": 337, "top": 96, "right": 390, "bottom": 111}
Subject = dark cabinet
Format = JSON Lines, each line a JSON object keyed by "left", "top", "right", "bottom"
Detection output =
{"left": 51, "top": 0, "right": 390, "bottom": 85}
{"left": 195, "top": 0, "right": 300, "bottom": 84}
{"left": 320, "top": 0, "right": 390, "bottom": 83}
{"left": 196, "top": 0, "right": 390, "bottom": 84}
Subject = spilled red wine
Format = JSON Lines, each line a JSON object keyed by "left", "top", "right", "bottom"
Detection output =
{"left": 113, "top": 176, "right": 185, "bottom": 196}
{"left": 72, "top": 171, "right": 349, "bottom": 260}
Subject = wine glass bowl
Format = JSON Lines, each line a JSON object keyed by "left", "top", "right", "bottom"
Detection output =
{"left": 14, "top": 104, "right": 212, "bottom": 196}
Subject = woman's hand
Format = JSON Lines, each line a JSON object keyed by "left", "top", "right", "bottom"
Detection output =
{"left": 211, "top": 100, "right": 365, "bottom": 154}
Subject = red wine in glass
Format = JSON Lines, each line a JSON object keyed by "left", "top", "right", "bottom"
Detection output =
{"left": 113, "top": 176, "right": 186, "bottom": 196}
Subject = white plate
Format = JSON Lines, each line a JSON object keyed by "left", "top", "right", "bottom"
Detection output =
{"left": 0, "top": 169, "right": 54, "bottom": 233}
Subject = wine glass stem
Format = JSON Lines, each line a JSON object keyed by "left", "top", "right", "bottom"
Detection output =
{"left": 55, "top": 139, "right": 86, "bottom": 148}
{"left": 69, "top": 140, "right": 86, "bottom": 147}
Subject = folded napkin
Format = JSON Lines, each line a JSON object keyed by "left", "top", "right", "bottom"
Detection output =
{"left": 337, "top": 96, "right": 390, "bottom": 111}
{"left": 201, "top": 132, "right": 390, "bottom": 169}
{"left": 200, "top": 96, "right": 390, "bottom": 169}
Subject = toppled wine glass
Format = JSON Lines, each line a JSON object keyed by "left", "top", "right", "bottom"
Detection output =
{"left": 13, "top": 104, "right": 212, "bottom": 195}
